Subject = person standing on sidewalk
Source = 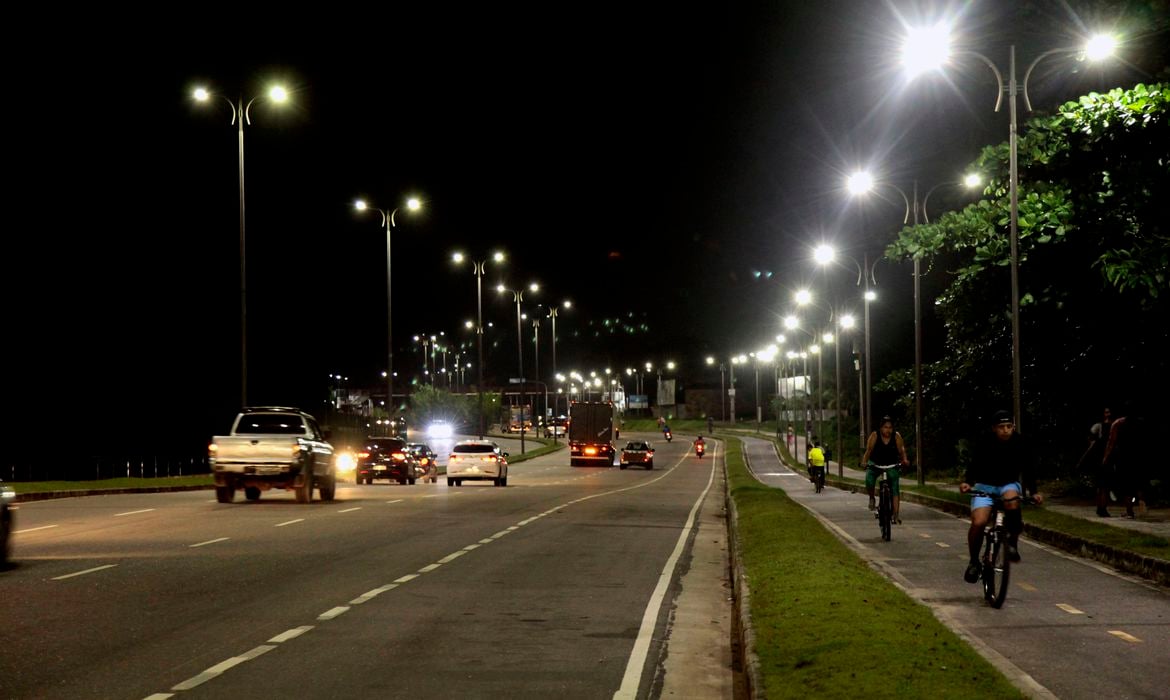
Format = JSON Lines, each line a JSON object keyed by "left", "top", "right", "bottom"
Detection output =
{"left": 1076, "top": 406, "right": 1113, "bottom": 517}
{"left": 960, "top": 410, "right": 1043, "bottom": 583}
{"left": 1103, "top": 405, "right": 1148, "bottom": 519}
{"left": 861, "top": 416, "right": 909, "bottom": 523}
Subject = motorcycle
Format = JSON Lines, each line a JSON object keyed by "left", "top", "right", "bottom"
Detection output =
{"left": 695, "top": 442, "right": 705, "bottom": 458}
{"left": 664, "top": 430, "right": 673, "bottom": 443}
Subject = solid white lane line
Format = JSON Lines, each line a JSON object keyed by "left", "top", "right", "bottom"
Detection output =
{"left": 171, "top": 645, "right": 275, "bottom": 691}
{"left": 190, "top": 537, "right": 230, "bottom": 548}
{"left": 1108, "top": 630, "right": 1142, "bottom": 643}
{"left": 115, "top": 509, "right": 156, "bottom": 517}
{"left": 275, "top": 519, "right": 304, "bottom": 527}
{"left": 394, "top": 574, "right": 419, "bottom": 584}
{"left": 338, "top": 507, "right": 362, "bottom": 513}
{"left": 418, "top": 563, "right": 441, "bottom": 573}
{"left": 350, "top": 584, "right": 397, "bottom": 605}
{"left": 52, "top": 564, "right": 118, "bottom": 581}
{"left": 268, "top": 626, "right": 314, "bottom": 643}
{"left": 317, "top": 607, "right": 349, "bottom": 621}
{"left": 1055, "top": 603, "right": 1085, "bottom": 615}
{"left": 438, "top": 551, "right": 467, "bottom": 564}
{"left": 614, "top": 456, "right": 716, "bottom": 700}
{"left": 14, "top": 524, "right": 59, "bottom": 534}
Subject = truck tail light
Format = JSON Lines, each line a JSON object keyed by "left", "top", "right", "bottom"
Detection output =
{"left": 358, "top": 452, "right": 370, "bottom": 459}
{"left": 585, "top": 447, "right": 598, "bottom": 455}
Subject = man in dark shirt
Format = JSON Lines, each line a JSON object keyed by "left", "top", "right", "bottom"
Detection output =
{"left": 958, "top": 411, "right": 1044, "bottom": 583}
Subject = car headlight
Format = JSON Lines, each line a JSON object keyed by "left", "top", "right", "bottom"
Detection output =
{"left": 335, "top": 452, "right": 356, "bottom": 472}
{"left": 427, "top": 423, "right": 453, "bottom": 439}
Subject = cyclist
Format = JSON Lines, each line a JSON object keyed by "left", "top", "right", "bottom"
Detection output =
{"left": 807, "top": 439, "right": 826, "bottom": 483}
{"left": 959, "top": 410, "right": 1042, "bottom": 583}
{"left": 861, "top": 416, "right": 909, "bottom": 523}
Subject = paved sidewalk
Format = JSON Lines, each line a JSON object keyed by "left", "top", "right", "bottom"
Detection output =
{"left": 728, "top": 426, "right": 1170, "bottom": 539}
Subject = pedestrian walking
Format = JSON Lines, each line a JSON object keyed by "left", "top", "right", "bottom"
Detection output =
{"left": 1076, "top": 406, "right": 1113, "bottom": 516}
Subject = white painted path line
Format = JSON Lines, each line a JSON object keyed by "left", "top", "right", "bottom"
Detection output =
{"left": 1055, "top": 603, "right": 1084, "bottom": 615}
{"left": 115, "top": 509, "right": 156, "bottom": 517}
{"left": 52, "top": 564, "right": 118, "bottom": 581}
{"left": 386, "top": 499, "right": 404, "bottom": 504}
{"left": 14, "top": 524, "right": 59, "bottom": 534}
{"left": 318, "top": 606, "right": 349, "bottom": 621}
{"left": 418, "top": 563, "right": 441, "bottom": 573}
{"left": 338, "top": 507, "right": 361, "bottom": 513}
{"left": 350, "top": 584, "right": 397, "bottom": 605}
{"left": 275, "top": 519, "right": 304, "bottom": 527}
{"left": 394, "top": 574, "right": 419, "bottom": 584}
{"left": 1108, "top": 630, "right": 1142, "bottom": 643}
{"left": 463, "top": 543, "right": 482, "bottom": 551}
{"left": 171, "top": 645, "right": 275, "bottom": 690}
{"left": 190, "top": 537, "right": 230, "bottom": 548}
{"left": 438, "top": 551, "right": 466, "bottom": 564}
{"left": 1018, "top": 582, "right": 1038, "bottom": 592}
{"left": 935, "top": 542, "right": 951, "bottom": 548}
{"left": 268, "top": 626, "right": 314, "bottom": 643}
{"left": 143, "top": 693, "right": 174, "bottom": 699}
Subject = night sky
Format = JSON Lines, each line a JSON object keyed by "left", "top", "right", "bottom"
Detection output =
{"left": 6, "top": 2, "right": 1162, "bottom": 459}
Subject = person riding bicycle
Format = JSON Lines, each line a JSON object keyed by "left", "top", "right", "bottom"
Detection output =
{"left": 861, "top": 416, "right": 909, "bottom": 523}
{"left": 807, "top": 439, "right": 826, "bottom": 483}
{"left": 959, "top": 410, "right": 1042, "bottom": 583}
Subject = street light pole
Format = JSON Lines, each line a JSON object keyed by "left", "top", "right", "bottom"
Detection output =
{"left": 192, "top": 84, "right": 289, "bottom": 407}
{"left": 454, "top": 251, "right": 504, "bottom": 439}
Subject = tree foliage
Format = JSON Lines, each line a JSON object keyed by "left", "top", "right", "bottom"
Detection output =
{"left": 884, "top": 83, "right": 1169, "bottom": 475}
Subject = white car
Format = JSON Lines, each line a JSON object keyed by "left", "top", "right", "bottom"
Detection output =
{"left": 446, "top": 440, "right": 508, "bottom": 487}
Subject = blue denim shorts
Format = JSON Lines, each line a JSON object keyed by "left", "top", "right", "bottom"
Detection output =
{"left": 971, "top": 482, "right": 1022, "bottom": 510}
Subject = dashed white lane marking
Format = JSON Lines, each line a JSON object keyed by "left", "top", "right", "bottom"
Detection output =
{"left": 479, "top": 538, "right": 494, "bottom": 544}
{"left": 1055, "top": 603, "right": 1085, "bottom": 615}
{"left": 143, "top": 693, "right": 174, "bottom": 699}
{"left": 338, "top": 507, "right": 361, "bottom": 513}
{"left": 418, "top": 563, "right": 441, "bottom": 573}
{"left": 115, "top": 508, "right": 156, "bottom": 517}
{"left": 394, "top": 574, "right": 420, "bottom": 584}
{"left": 275, "top": 519, "right": 304, "bottom": 527}
{"left": 463, "top": 543, "right": 481, "bottom": 551}
{"left": 171, "top": 645, "right": 275, "bottom": 690}
{"left": 1019, "top": 582, "right": 1038, "bottom": 592}
{"left": 14, "top": 524, "right": 59, "bottom": 534}
{"left": 935, "top": 542, "right": 951, "bottom": 548}
{"left": 268, "top": 626, "right": 314, "bottom": 643}
{"left": 1108, "top": 630, "right": 1142, "bottom": 643}
{"left": 489, "top": 530, "right": 511, "bottom": 539}
{"left": 190, "top": 537, "right": 230, "bottom": 548}
{"left": 350, "top": 584, "right": 397, "bottom": 605}
{"left": 438, "top": 551, "right": 467, "bottom": 564}
{"left": 386, "top": 499, "right": 404, "bottom": 504}
{"left": 318, "top": 606, "right": 350, "bottom": 621}
{"left": 919, "top": 533, "right": 933, "bottom": 539}
{"left": 52, "top": 564, "right": 117, "bottom": 581}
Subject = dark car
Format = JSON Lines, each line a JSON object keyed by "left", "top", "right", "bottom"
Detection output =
{"left": 405, "top": 442, "right": 438, "bottom": 483}
{"left": 620, "top": 441, "right": 654, "bottom": 470}
{"left": 356, "top": 437, "right": 418, "bottom": 485}
{"left": 1, "top": 480, "right": 14, "bottom": 566}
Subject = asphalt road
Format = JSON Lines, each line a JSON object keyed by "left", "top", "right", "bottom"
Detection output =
{"left": 2, "top": 434, "right": 734, "bottom": 699}
{"left": 740, "top": 436, "right": 1169, "bottom": 700}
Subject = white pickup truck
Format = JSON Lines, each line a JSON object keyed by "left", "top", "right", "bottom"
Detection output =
{"left": 208, "top": 407, "right": 336, "bottom": 503}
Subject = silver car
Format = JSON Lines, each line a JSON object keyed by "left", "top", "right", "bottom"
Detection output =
{"left": 446, "top": 440, "right": 508, "bottom": 487}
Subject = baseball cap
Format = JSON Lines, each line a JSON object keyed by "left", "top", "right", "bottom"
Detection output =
{"left": 992, "top": 410, "right": 1014, "bottom": 425}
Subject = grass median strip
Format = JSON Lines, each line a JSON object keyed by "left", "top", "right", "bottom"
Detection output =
{"left": 724, "top": 437, "right": 1026, "bottom": 698}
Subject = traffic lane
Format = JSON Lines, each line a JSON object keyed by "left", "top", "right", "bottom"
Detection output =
{"left": 161, "top": 456, "right": 719, "bottom": 699}
{"left": 0, "top": 449, "right": 705, "bottom": 697}
{"left": 741, "top": 437, "right": 1170, "bottom": 699}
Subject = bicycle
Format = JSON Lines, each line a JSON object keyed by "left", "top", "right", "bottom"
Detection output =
{"left": 869, "top": 464, "right": 899, "bottom": 541}
{"left": 809, "top": 465, "right": 825, "bottom": 493}
{"left": 970, "top": 490, "right": 1012, "bottom": 608}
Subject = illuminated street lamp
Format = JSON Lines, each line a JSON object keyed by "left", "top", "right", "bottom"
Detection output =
{"left": 354, "top": 196, "right": 422, "bottom": 421}
{"left": 192, "top": 83, "right": 289, "bottom": 406}
{"left": 843, "top": 173, "right": 980, "bottom": 483}
{"left": 499, "top": 281, "right": 539, "bottom": 453}
{"left": 453, "top": 250, "right": 505, "bottom": 438}
{"left": 706, "top": 356, "right": 727, "bottom": 423}
{"left": 902, "top": 26, "right": 1118, "bottom": 430}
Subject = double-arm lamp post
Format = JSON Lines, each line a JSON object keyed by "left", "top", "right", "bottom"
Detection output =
{"left": 453, "top": 251, "right": 505, "bottom": 438}
{"left": 192, "top": 83, "right": 289, "bottom": 407}
{"left": 499, "top": 282, "right": 539, "bottom": 454}
{"left": 900, "top": 25, "right": 1117, "bottom": 430}
{"left": 354, "top": 197, "right": 422, "bottom": 422}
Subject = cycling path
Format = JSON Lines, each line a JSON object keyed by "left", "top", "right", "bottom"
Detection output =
{"left": 738, "top": 434, "right": 1169, "bottom": 700}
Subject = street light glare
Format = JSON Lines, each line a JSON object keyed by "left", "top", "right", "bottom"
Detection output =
{"left": 963, "top": 172, "right": 983, "bottom": 189}
{"left": 496, "top": 284, "right": 506, "bottom": 293}
{"left": 783, "top": 315, "right": 799, "bottom": 330}
{"left": 795, "top": 289, "right": 812, "bottom": 305}
{"left": 493, "top": 251, "right": 505, "bottom": 262}
{"left": 1084, "top": 34, "right": 1118, "bottom": 61}
{"left": 706, "top": 356, "right": 715, "bottom": 365}
{"left": 840, "top": 314, "right": 856, "bottom": 329}
{"left": 822, "top": 332, "right": 834, "bottom": 343}
{"left": 667, "top": 361, "right": 676, "bottom": 370}
{"left": 406, "top": 197, "right": 422, "bottom": 211}
{"left": 846, "top": 171, "right": 874, "bottom": 195}
{"left": 813, "top": 244, "right": 835, "bottom": 265}
{"left": 865, "top": 290, "right": 877, "bottom": 301}
{"left": 452, "top": 252, "right": 465, "bottom": 263}
{"left": 464, "top": 320, "right": 474, "bottom": 329}
{"left": 563, "top": 300, "right": 572, "bottom": 308}
{"left": 193, "top": 87, "right": 210, "bottom": 101}
{"left": 775, "top": 334, "right": 786, "bottom": 344}
{"left": 268, "top": 85, "right": 289, "bottom": 103}
{"left": 902, "top": 23, "right": 952, "bottom": 77}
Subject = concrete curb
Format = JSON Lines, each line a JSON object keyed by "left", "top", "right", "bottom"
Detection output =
{"left": 724, "top": 449, "right": 765, "bottom": 699}
{"left": 13, "top": 485, "right": 214, "bottom": 503}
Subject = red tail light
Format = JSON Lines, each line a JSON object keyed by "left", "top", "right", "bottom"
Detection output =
{"left": 358, "top": 452, "right": 370, "bottom": 458}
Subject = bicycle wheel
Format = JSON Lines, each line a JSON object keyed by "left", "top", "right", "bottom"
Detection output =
{"left": 981, "top": 530, "right": 1011, "bottom": 608}
{"left": 878, "top": 484, "right": 892, "bottom": 541}
{"left": 814, "top": 468, "right": 824, "bottom": 493}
